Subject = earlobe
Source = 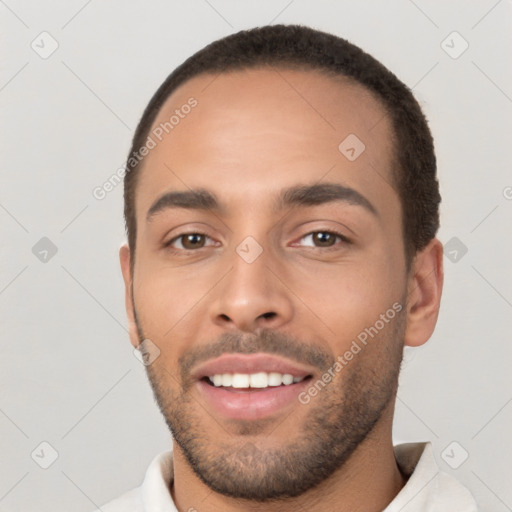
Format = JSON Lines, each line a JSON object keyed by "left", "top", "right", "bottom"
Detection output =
{"left": 119, "top": 244, "right": 140, "bottom": 349}
{"left": 403, "top": 238, "right": 444, "bottom": 347}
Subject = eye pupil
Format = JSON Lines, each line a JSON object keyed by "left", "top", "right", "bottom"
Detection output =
{"left": 183, "top": 234, "right": 205, "bottom": 249}
{"left": 313, "top": 232, "right": 335, "bottom": 247}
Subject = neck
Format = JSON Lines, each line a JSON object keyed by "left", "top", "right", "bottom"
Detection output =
{"left": 171, "top": 407, "right": 405, "bottom": 512}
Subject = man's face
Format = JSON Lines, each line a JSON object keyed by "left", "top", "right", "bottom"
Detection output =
{"left": 125, "top": 68, "right": 409, "bottom": 499}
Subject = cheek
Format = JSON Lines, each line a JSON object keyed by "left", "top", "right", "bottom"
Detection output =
{"left": 133, "top": 259, "right": 221, "bottom": 351}
{"left": 134, "top": 270, "right": 193, "bottom": 336}
{"left": 289, "top": 253, "right": 405, "bottom": 350}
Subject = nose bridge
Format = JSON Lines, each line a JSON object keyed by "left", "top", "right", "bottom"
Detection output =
{"left": 210, "top": 236, "right": 293, "bottom": 332}
{"left": 231, "top": 240, "right": 272, "bottom": 296}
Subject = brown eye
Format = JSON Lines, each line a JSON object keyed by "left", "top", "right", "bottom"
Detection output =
{"left": 312, "top": 232, "right": 337, "bottom": 247}
{"left": 168, "top": 233, "right": 210, "bottom": 250}
{"left": 181, "top": 234, "right": 206, "bottom": 249}
{"left": 297, "top": 231, "right": 348, "bottom": 249}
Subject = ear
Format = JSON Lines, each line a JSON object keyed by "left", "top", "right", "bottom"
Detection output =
{"left": 404, "top": 238, "right": 444, "bottom": 347}
{"left": 119, "top": 243, "right": 140, "bottom": 349}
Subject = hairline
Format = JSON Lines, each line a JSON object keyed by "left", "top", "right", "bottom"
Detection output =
{"left": 128, "top": 66, "right": 411, "bottom": 276}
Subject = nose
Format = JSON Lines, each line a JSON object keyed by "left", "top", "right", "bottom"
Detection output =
{"left": 209, "top": 246, "right": 294, "bottom": 333}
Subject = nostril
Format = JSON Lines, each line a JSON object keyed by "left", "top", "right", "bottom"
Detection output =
{"left": 260, "top": 312, "right": 276, "bottom": 320}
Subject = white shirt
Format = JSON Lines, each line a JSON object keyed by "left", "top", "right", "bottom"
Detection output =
{"left": 93, "top": 442, "right": 478, "bottom": 511}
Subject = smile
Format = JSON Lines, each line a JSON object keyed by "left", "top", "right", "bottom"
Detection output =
{"left": 207, "top": 372, "right": 307, "bottom": 388}
{"left": 193, "top": 353, "right": 315, "bottom": 420}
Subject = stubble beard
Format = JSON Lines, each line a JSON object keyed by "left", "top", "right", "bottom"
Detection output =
{"left": 139, "top": 310, "right": 405, "bottom": 501}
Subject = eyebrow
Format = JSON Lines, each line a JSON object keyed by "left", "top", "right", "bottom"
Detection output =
{"left": 147, "top": 189, "right": 220, "bottom": 221}
{"left": 278, "top": 183, "right": 378, "bottom": 216}
{"left": 146, "top": 182, "right": 378, "bottom": 221}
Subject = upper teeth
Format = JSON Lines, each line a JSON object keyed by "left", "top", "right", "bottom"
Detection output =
{"left": 209, "top": 372, "right": 304, "bottom": 388}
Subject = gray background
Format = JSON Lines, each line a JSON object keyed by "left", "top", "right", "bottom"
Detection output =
{"left": 1, "top": 1, "right": 511, "bottom": 511}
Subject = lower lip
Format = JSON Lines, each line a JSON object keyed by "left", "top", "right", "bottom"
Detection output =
{"left": 197, "top": 379, "right": 310, "bottom": 421}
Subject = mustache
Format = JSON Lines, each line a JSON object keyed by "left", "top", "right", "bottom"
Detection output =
{"left": 179, "top": 329, "right": 334, "bottom": 386}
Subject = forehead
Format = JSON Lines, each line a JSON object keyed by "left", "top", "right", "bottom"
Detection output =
{"left": 135, "top": 67, "right": 397, "bottom": 219}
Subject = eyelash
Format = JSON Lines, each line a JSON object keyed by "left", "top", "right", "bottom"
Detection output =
{"left": 297, "top": 230, "right": 350, "bottom": 249}
{"left": 164, "top": 230, "right": 351, "bottom": 252}
{"left": 164, "top": 232, "right": 217, "bottom": 251}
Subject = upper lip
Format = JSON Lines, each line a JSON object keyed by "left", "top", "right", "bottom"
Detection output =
{"left": 192, "top": 353, "right": 315, "bottom": 380}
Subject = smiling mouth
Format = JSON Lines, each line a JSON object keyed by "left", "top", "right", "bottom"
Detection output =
{"left": 197, "top": 373, "right": 314, "bottom": 421}
{"left": 202, "top": 372, "right": 313, "bottom": 390}
{"left": 192, "top": 352, "right": 318, "bottom": 419}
